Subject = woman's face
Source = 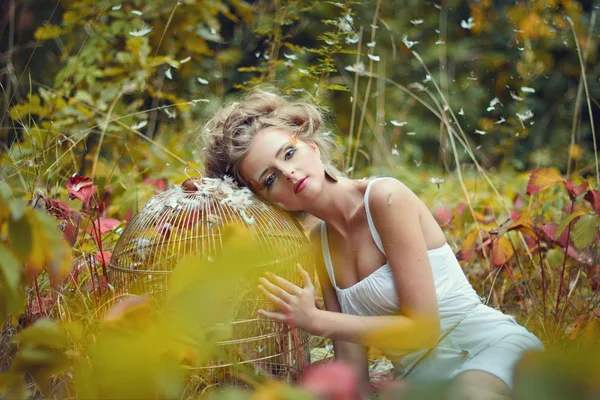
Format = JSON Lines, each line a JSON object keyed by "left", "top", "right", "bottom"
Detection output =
{"left": 240, "top": 128, "right": 325, "bottom": 211}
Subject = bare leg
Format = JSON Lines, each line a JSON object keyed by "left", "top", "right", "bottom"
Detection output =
{"left": 446, "top": 370, "right": 512, "bottom": 400}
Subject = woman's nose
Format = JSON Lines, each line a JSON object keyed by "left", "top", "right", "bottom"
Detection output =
{"left": 284, "top": 169, "right": 295, "bottom": 180}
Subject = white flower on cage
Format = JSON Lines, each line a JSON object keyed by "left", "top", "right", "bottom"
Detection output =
{"left": 195, "top": 182, "right": 214, "bottom": 197}
{"left": 177, "top": 197, "right": 200, "bottom": 209}
{"left": 240, "top": 209, "right": 255, "bottom": 224}
{"left": 222, "top": 191, "right": 253, "bottom": 211}
{"left": 143, "top": 196, "right": 164, "bottom": 214}
{"left": 136, "top": 238, "right": 152, "bottom": 261}
{"left": 219, "top": 181, "right": 235, "bottom": 196}
{"left": 166, "top": 198, "right": 180, "bottom": 210}
{"left": 207, "top": 214, "right": 220, "bottom": 225}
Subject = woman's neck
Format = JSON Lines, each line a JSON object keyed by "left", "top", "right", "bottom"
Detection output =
{"left": 303, "top": 177, "right": 364, "bottom": 235}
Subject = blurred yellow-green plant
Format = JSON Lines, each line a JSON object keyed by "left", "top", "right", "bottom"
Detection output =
{"left": 1, "top": 0, "right": 599, "bottom": 398}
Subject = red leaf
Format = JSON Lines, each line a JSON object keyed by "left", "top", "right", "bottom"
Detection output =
{"left": 143, "top": 177, "right": 168, "bottom": 193}
{"left": 94, "top": 218, "right": 121, "bottom": 233}
{"left": 434, "top": 207, "right": 453, "bottom": 227}
{"left": 513, "top": 194, "right": 525, "bottom": 210}
{"left": 299, "top": 362, "right": 360, "bottom": 400}
{"left": 584, "top": 189, "right": 600, "bottom": 214}
{"left": 526, "top": 167, "right": 563, "bottom": 196}
{"left": 67, "top": 174, "right": 97, "bottom": 205}
{"left": 456, "top": 202, "right": 467, "bottom": 216}
{"left": 123, "top": 209, "right": 133, "bottom": 222}
{"left": 89, "top": 218, "right": 121, "bottom": 244}
{"left": 32, "top": 192, "right": 79, "bottom": 246}
{"left": 563, "top": 180, "right": 589, "bottom": 201}
{"left": 95, "top": 250, "right": 112, "bottom": 265}
{"left": 540, "top": 223, "right": 570, "bottom": 247}
{"left": 104, "top": 295, "right": 149, "bottom": 322}
{"left": 524, "top": 235, "right": 536, "bottom": 251}
{"left": 593, "top": 309, "right": 600, "bottom": 319}
{"left": 63, "top": 219, "right": 79, "bottom": 246}
{"left": 43, "top": 196, "right": 73, "bottom": 221}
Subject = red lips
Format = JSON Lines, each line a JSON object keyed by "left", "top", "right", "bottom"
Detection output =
{"left": 294, "top": 177, "right": 308, "bottom": 193}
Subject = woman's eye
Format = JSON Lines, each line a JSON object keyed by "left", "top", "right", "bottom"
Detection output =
{"left": 285, "top": 147, "right": 296, "bottom": 160}
{"left": 265, "top": 173, "right": 276, "bottom": 187}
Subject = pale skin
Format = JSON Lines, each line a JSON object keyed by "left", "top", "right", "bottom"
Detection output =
{"left": 239, "top": 127, "right": 511, "bottom": 399}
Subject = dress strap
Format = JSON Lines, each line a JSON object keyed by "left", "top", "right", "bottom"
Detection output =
{"left": 320, "top": 221, "right": 339, "bottom": 290}
{"left": 364, "top": 177, "right": 396, "bottom": 256}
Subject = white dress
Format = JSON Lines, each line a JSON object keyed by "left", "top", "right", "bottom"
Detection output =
{"left": 320, "top": 177, "right": 543, "bottom": 389}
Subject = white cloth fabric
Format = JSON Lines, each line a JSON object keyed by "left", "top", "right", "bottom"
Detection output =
{"left": 320, "top": 177, "right": 543, "bottom": 389}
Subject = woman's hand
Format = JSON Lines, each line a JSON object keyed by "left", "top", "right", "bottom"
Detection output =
{"left": 257, "top": 264, "right": 319, "bottom": 333}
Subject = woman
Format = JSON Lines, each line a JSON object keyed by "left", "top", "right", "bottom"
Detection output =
{"left": 201, "top": 89, "right": 543, "bottom": 399}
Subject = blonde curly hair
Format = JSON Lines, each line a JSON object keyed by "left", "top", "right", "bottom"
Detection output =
{"left": 200, "top": 87, "right": 340, "bottom": 189}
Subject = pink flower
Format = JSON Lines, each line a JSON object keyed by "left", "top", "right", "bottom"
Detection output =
{"left": 299, "top": 362, "right": 361, "bottom": 400}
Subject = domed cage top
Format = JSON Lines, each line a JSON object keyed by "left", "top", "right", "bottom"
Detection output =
{"left": 108, "top": 175, "right": 313, "bottom": 388}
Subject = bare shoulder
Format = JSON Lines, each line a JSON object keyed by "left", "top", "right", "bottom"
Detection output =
{"left": 367, "top": 178, "right": 420, "bottom": 212}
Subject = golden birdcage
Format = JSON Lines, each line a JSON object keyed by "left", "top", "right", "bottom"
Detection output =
{"left": 108, "top": 173, "right": 312, "bottom": 390}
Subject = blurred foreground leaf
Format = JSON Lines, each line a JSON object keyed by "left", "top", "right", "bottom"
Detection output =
{"left": 513, "top": 346, "right": 600, "bottom": 400}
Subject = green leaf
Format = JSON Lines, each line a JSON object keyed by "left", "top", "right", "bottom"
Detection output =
{"left": 555, "top": 209, "right": 588, "bottom": 240}
{"left": 572, "top": 214, "right": 600, "bottom": 250}
{"left": 10, "top": 346, "right": 70, "bottom": 395}
{"left": 15, "top": 319, "right": 70, "bottom": 349}
{"left": 326, "top": 84, "right": 350, "bottom": 91}
{"left": 8, "top": 211, "right": 33, "bottom": 263}
{"left": 0, "top": 243, "right": 26, "bottom": 326}
{"left": 9, "top": 198, "right": 26, "bottom": 221}
{"left": 33, "top": 24, "right": 67, "bottom": 41}
{"left": 546, "top": 248, "right": 564, "bottom": 268}
{"left": 0, "top": 243, "right": 22, "bottom": 292}
{"left": 0, "top": 181, "right": 11, "bottom": 201}
{"left": 35, "top": 212, "right": 72, "bottom": 287}
{"left": 11, "top": 346, "right": 69, "bottom": 369}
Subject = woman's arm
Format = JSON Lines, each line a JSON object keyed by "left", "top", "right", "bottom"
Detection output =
{"left": 308, "top": 224, "right": 370, "bottom": 390}
{"left": 258, "top": 181, "right": 440, "bottom": 351}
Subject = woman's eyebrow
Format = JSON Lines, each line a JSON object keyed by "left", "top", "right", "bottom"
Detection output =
{"left": 257, "top": 142, "right": 289, "bottom": 182}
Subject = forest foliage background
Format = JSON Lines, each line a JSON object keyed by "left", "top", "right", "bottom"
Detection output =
{"left": 0, "top": 0, "right": 600, "bottom": 398}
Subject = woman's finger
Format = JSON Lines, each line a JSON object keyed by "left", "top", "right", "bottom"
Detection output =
{"left": 257, "top": 309, "right": 289, "bottom": 323}
{"left": 259, "top": 277, "right": 293, "bottom": 303}
{"left": 297, "top": 263, "right": 313, "bottom": 289}
{"left": 265, "top": 272, "right": 300, "bottom": 295}
{"left": 258, "top": 285, "right": 290, "bottom": 310}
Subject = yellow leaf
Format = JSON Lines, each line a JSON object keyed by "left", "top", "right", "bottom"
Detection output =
{"left": 493, "top": 236, "right": 514, "bottom": 266}
{"left": 569, "top": 144, "right": 584, "bottom": 160}
{"left": 34, "top": 24, "right": 67, "bottom": 41}
{"left": 526, "top": 167, "right": 563, "bottom": 195}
